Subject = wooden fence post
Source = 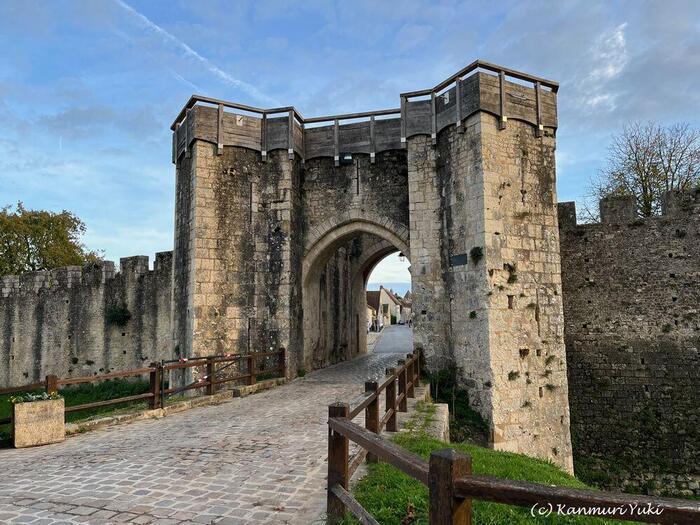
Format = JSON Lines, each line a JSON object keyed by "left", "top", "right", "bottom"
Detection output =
{"left": 406, "top": 353, "right": 415, "bottom": 398}
{"left": 248, "top": 354, "right": 257, "bottom": 385}
{"left": 278, "top": 347, "right": 286, "bottom": 378}
{"left": 429, "top": 449, "right": 472, "bottom": 525}
{"left": 327, "top": 403, "right": 350, "bottom": 523}
{"left": 206, "top": 357, "right": 215, "bottom": 396}
{"left": 159, "top": 361, "right": 166, "bottom": 409}
{"left": 413, "top": 349, "right": 421, "bottom": 387}
{"left": 385, "top": 367, "right": 397, "bottom": 432}
{"left": 364, "top": 381, "right": 379, "bottom": 462}
{"left": 149, "top": 363, "right": 160, "bottom": 409}
{"left": 398, "top": 359, "right": 407, "bottom": 412}
{"left": 45, "top": 375, "right": 58, "bottom": 395}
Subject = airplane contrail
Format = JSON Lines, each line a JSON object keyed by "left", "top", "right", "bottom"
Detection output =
{"left": 114, "top": 0, "right": 280, "bottom": 107}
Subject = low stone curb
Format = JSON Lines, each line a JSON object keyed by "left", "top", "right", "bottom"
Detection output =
{"left": 65, "top": 378, "right": 286, "bottom": 436}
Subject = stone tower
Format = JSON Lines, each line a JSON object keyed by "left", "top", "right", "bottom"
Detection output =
{"left": 170, "top": 61, "right": 573, "bottom": 471}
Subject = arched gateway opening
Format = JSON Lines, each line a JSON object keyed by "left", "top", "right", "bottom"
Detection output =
{"left": 301, "top": 218, "right": 411, "bottom": 370}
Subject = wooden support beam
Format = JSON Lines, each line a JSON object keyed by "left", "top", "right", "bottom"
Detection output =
{"left": 385, "top": 367, "right": 397, "bottom": 432}
{"left": 455, "top": 78, "right": 464, "bottom": 133}
{"left": 247, "top": 354, "right": 257, "bottom": 386}
{"left": 398, "top": 359, "right": 407, "bottom": 412}
{"left": 364, "top": 381, "right": 379, "bottom": 462}
{"left": 171, "top": 128, "right": 177, "bottom": 163}
{"left": 431, "top": 92, "right": 437, "bottom": 145}
{"left": 261, "top": 113, "right": 267, "bottom": 162}
{"left": 406, "top": 353, "right": 415, "bottom": 398}
{"left": 216, "top": 104, "right": 224, "bottom": 155}
{"left": 149, "top": 363, "right": 160, "bottom": 409}
{"left": 185, "top": 108, "right": 191, "bottom": 157}
{"left": 45, "top": 375, "right": 58, "bottom": 395}
{"left": 334, "top": 119, "right": 340, "bottom": 166}
{"left": 400, "top": 96, "right": 407, "bottom": 147}
{"left": 327, "top": 404, "right": 350, "bottom": 522}
{"left": 206, "top": 357, "right": 215, "bottom": 396}
{"left": 498, "top": 70, "right": 507, "bottom": 130}
{"left": 288, "top": 110, "right": 294, "bottom": 160}
{"left": 278, "top": 347, "right": 287, "bottom": 379}
{"left": 369, "top": 115, "right": 376, "bottom": 164}
{"left": 535, "top": 81, "right": 543, "bottom": 138}
{"left": 429, "top": 449, "right": 473, "bottom": 524}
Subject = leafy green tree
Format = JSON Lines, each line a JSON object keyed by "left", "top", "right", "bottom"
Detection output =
{"left": 0, "top": 202, "right": 101, "bottom": 277}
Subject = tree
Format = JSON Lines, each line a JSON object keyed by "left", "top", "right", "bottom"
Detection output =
{"left": 587, "top": 122, "right": 700, "bottom": 218}
{"left": 0, "top": 202, "right": 101, "bottom": 277}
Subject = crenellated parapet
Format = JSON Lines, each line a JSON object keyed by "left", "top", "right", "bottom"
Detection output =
{"left": 558, "top": 188, "right": 700, "bottom": 230}
{"left": 1, "top": 252, "right": 173, "bottom": 299}
{"left": 171, "top": 60, "right": 558, "bottom": 165}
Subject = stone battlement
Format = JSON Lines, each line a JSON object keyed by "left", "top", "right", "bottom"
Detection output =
{"left": 558, "top": 188, "right": 700, "bottom": 229}
{"left": 1, "top": 251, "right": 173, "bottom": 298}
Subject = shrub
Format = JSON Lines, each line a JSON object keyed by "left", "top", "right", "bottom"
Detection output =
{"left": 469, "top": 246, "right": 484, "bottom": 264}
{"left": 105, "top": 304, "right": 131, "bottom": 327}
{"left": 508, "top": 371, "right": 520, "bottom": 381}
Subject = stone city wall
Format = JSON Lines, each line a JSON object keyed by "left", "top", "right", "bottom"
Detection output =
{"left": 1, "top": 253, "right": 174, "bottom": 388}
{"left": 559, "top": 191, "right": 700, "bottom": 496}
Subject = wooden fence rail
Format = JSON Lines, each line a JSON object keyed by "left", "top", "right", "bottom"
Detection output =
{"left": 0, "top": 348, "right": 286, "bottom": 426}
{"left": 326, "top": 350, "right": 700, "bottom": 524}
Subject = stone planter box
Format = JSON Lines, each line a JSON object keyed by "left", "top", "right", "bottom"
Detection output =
{"left": 12, "top": 398, "right": 65, "bottom": 448}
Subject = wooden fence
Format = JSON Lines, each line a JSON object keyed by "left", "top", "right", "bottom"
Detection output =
{"left": 326, "top": 350, "right": 700, "bottom": 525}
{"left": 0, "top": 348, "right": 286, "bottom": 425}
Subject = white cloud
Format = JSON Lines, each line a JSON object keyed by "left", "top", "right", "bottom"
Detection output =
{"left": 114, "top": 0, "right": 280, "bottom": 106}
{"left": 368, "top": 252, "right": 411, "bottom": 283}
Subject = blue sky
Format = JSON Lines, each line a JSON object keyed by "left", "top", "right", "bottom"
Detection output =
{"left": 1, "top": 1, "right": 699, "bottom": 284}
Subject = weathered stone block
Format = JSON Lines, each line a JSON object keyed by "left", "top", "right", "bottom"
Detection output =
{"left": 13, "top": 399, "right": 65, "bottom": 448}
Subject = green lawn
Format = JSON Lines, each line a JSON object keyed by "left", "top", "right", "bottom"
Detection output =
{"left": 347, "top": 431, "right": 636, "bottom": 525}
{"left": 0, "top": 379, "right": 151, "bottom": 445}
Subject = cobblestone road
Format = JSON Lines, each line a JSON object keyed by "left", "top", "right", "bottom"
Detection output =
{"left": 0, "top": 351, "right": 406, "bottom": 525}
{"left": 373, "top": 325, "right": 413, "bottom": 354}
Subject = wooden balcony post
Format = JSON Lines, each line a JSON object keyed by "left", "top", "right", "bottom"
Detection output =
{"left": 406, "top": 353, "right": 415, "bottom": 398}
{"left": 398, "top": 359, "right": 407, "bottom": 412}
{"left": 278, "top": 347, "right": 286, "bottom": 378}
{"left": 385, "top": 367, "right": 397, "bottom": 432}
{"left": 248, "top": 354, "right": 257, "bottom": 385}
{"left": 364, "top": 381, "right": 379, "bottom": 462}
{"left": 148, "top": 363, "right": 160, "bottom": 409}
{"left": 206, "top": 357, "right": 215, "bottom": 396}
{"left": 429, "top": 449, "right": 472, "bottom": 525}
{"left": 327, "top": 403, "right": 350, "bottom": 523}
{"left": 45, "top": 375, "right": 58, "bottom": 395}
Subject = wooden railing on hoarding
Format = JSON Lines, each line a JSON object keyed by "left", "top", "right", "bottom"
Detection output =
{"left": 326, "top": 351, "right": 700, "bottom": 525}
{"left": 0, "top": 348, "right": 286, "bottom": 425}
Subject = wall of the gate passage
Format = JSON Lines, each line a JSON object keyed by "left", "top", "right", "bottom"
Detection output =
{"left": 0, "top": 254, "right": 174, "bottom": 387}
{"left": 300, "top": 152, "right": 410, "bottom": 369}
{"left": 559, "top": 193, "right": 700, "bottom": 496}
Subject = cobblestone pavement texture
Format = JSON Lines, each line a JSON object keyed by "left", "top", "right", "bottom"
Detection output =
{"left": 0, "top": 350, "right": 408, "bottom": 524}
{"left": 373, "top": 325, "right": 413, "bottom": 354}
